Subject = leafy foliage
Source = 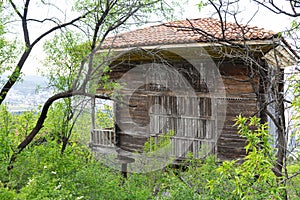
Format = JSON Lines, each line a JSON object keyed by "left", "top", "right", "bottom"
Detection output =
{"left": 207, "top": 116, "right": 283, "bottom": 199}
{"left": 0, "top": 3, "right": 18, "bottom": 75}
{"left": 96, "top": 104, "right": 114, "bottom": 129}
{"left": 1, "top": 1, "right": 300, "bottom": 198}
{"left": 42, "top": 32, "right": 90, "bottom": 92}
{"left": 0, "top": 113, "right": 295, "bottom": 199}
{"left": 143, "top": 130, "right": 175, "bottom": 153}
{"left": 286, "top": 162, "right": 300, "bottom": 199}
{"left": 168, "top": 116, "right": 285, "bottom": 199}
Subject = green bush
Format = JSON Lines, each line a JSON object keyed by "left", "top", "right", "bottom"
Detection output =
{"left": 206, "top": 116, "right": 284, "bottom": 199}
{"left": 0, "top": 106, "right": 296, "bottom": 199}
{"left": 287, "top": 162, "right": 300, "bottom": 199}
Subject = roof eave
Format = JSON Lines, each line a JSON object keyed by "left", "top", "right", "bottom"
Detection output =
{"left": 98, "top": 39, "right": 280, "bottom": 54}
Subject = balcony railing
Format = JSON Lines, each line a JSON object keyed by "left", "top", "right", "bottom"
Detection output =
{"left": 90, "top": 129, "right": 216, "bottom": 159}
{"left": 90, "top": 129, "right": 116, "bottom": 147}
{"left": 148, "top": 134, "right": 216, "bottom": 159}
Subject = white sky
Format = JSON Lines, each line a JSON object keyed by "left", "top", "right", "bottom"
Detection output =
{"left": 184, "top": 0, "right": 293, "bottom": 32}
{"left": 20, "top": 0, "right": 294, "bottom": 75}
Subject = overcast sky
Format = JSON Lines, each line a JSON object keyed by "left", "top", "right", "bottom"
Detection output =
{"left": 20, "top": 0, "right": 293, "bottom": 75}
{"left": 184, "top": 0, "right": 293, "bottom": 32}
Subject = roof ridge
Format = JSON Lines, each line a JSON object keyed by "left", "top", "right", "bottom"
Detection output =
{"left": 101, "top": 17, "right": 278, "bottom": 49}
{"left": 165, "top": 17, "right": 276, "bottom": 32}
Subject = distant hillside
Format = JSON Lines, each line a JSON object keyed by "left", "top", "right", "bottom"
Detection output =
{"left": 0, "top": 75, "right": 52, "bottom": 111}
{"left": 14, "top": 75, "right": 49, "bottom": 95}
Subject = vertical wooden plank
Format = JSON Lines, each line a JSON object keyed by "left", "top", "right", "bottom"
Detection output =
{"left": 204, "top": 98, "right": 207, "bottom": 116}
{"left": 183, "top": 139, "right": 186, "bottom": 157}
{"left": 193, "top": 140, "right": 196, "bottom": 158}
{"left": 149, "top": 115, "right": 153, "bottom": 134}
{"left": 206, "top": 120, "right": 211, "bottom": 139}
{"left": 170, "top": 116, "right": 173, "bottom": 131}
{"left": 177, "top": 97, "right": 180, "bottom": 115}
{"left": 106, "top": 130, "right": 109, "bottom": 146}
{"left": 203, "top": 120, "right": 207, "bottom": 139}
{"left": 185, "top": 117, "right": 188, "bottom": 138}
{"left": 102, "top": 130, "right": 105, "bottom": 145}
{"left": 155, "top": 115, "right": 158, "bottom": 134}
{"left": 99, "top": 130, "right": 101, "bottom": 145}
{"left": 197, "top": 97, "right": 200, "bottom": 116}
{"left": 207, "top": 98, "right": 212, "bottom": 116}
{"left": 109, "top": 131, "right": 112, "bottom": 146}
{"left": 174, "top": 96, "right": 177, "bottom": 115}
{"left": 194, "top": 118, "right": 197, "bottom": 138}
{"left": 91, "top": 97, "right": 95, "bottom": 146}
{"left": 184, "top": 118, "right": 187, "bottom": 137}
{"left": 194, "top": 97, "right": 197, "bottom": 116}
{"left": 100, "top": 130, "right": 103, "bottom": 145}
{"left": 93, "top": 130, "right": 96, "bottom": 145}
{"left": 91, "top": 97, "right": 95, "bottom": 130}
{"left": 165, "top": 115, "right": 167, "bottom": 134}
{"left": 96, "top": 130, "right": 99, "bottom": 145}
{"left": 177, "top": 117, "right": 180, "bottom": 137}
{"left": 158, "top": 96, "right": 161, "bottom": 113}
{"left": 200, "top": 120, "right": 203, "bottom": 139}
{"left": 172, "top": 137, "right": 175, "bottom": 156}
{"left": 159, "top": 115, "right": 162, "bottom": 134}
{"left": 187, "top": 97, "right": 190, "bottom": 116}
{"left": 189, "top": 118, "right": 193, "bottom": 137}
{"left": 91, "top": 130, "right": 94, "bottom": 145}
{"left": 94, "top": 130, "right": 97, "bottom": 144}
{"left": 200, "top": 97, "right": 203, "bottom": 116}
{"left": 214, "top": 119, "right": 217, "bottom": 156}
{"left": 168, "top": 116, "right": 170, "bottom": 133}
{"left": 104, "top": 130, "right": 107, "bottom": 145}
{"left": 113, "top": 130, "right": 116, "bottom": 145}
{"left": 149, "top": 96, "right": 152, "bottom": 114}
{"left": 196, "top": 118, "right": 199, "bottom": 138}
{"left": 155, "top": 115, "right": 159, "bottom": 134}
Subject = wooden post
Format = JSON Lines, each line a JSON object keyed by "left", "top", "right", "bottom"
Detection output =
{"left": 116, "top": 154, "right": 135, "bottom": 180}
{"left": 91, "top": 96, "right": 95, "bottom": 145}
{"left": 121, "top": 163, "right": 128, "bottom": 179}
{"left": 91, "top": 96, "right": 95, "bottom": 130}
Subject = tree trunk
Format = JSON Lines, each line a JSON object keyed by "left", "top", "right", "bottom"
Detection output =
{"left": 0, "top": 50, "right": 31, "bottom": 105}
{"left": 61, "top": 136, "right": 69, "bottom": 155}
{"left": 7, "top": 90, "right": 110, "bottom": 170}
{"left": 7, "top": 90, "right": 74, "bottom": 170}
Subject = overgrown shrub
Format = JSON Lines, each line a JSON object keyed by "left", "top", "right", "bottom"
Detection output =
{"left": 0, "top": 106, "right": 297, "bottom": 199}
{"left": 206, "top": 116, "right": 284, "bottom": 199}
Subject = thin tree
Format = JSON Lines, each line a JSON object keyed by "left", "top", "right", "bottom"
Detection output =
{"left": 192, "top": 0, "right": 299, "bottom": 198}
{"left": 6, "top": 0, "right": 175, "bottom": 168}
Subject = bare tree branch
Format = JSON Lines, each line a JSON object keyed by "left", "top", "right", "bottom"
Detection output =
{"left": 253, "top": 0, "right": 300, "bottom": 17}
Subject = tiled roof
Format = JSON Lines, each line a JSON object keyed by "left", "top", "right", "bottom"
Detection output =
{"left": 102, "top": 18, "right": 278, "bottom": 49}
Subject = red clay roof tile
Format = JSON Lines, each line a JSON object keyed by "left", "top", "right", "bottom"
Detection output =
{"left": 102, "top": 18, "right": 277, "bottom": 49}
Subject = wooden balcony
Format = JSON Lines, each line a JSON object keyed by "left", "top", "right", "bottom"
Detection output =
{"left": 90, "top": 129, "right": 116, "bottom": 148}
{"left": 90, "top": 129, "right": 216, "bottom": 161}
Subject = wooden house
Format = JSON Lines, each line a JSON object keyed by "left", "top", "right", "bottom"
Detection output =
{"left": 90, "top": 18, "right": 298, "bottom": 167}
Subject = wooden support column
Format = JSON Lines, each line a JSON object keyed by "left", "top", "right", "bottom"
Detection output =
{"left": 91, "top": 96, "right": 96, "bottom": 145}
{"left": 116, "top": 154, "right": 135, "bottom": 179}
{"left": 91, "top": 96, "right": 95, "bottom": 130}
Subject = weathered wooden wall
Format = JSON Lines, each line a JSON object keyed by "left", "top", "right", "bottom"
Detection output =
{"left": 97, "top": 52, "right": 259, "bottom": 160}
{"left": 217, "top": 62, "right": 258, "bottom": 160}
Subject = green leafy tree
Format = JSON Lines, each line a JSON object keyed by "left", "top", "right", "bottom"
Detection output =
{"left": 96, "top": 104, "right": 114, "bottom": 129}
{"left": 207, "top": 116, "right": 284, "bottom": 199}
{"left": 5, "top": 0, "right": 176, "bottom": 169}
{"left": 192, "top": 3, "right": 300, "bottom": 198}
{"left": 42, "top": 32, "right": 91, "bottom": 154}
{"left": 0, "top": 2, "right": 18, "bottom": 77}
